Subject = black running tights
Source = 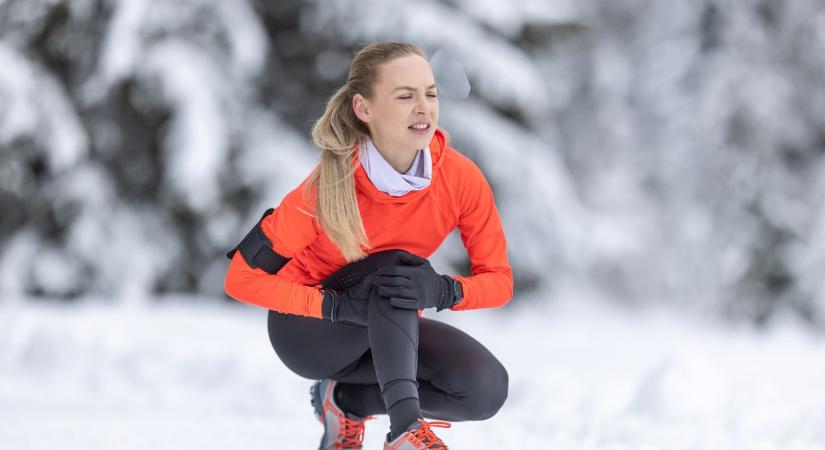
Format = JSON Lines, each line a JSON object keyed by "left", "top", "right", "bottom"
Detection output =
{"left": 267, "top": 292, "right": 509, "bottom": 424}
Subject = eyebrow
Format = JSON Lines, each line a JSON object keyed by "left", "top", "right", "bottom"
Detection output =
{"left": 392, "top": 84, "right": 437, "bottom": 92}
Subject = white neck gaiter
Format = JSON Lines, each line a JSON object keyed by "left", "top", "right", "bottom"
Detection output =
{"left": 358, "top": 136, "right": 432, "bottom": 197}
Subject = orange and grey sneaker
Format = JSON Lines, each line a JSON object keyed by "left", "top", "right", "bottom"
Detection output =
{"left": 384, "top": 418, "right": 451, "bottom": 449}
{"left": 310, "top": 379, "right": 375, "bottom": 449}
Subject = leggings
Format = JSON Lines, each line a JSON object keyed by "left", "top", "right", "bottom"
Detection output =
{"left": 266, "top": 251, "right": 509, "bottom": 424}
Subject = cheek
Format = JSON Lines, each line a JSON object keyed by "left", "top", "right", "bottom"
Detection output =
{"left": 372, "top": 113, "right": 406, "bottom": 139}
{"left": 385, "top": 108, "right": 410, "bottom": 129}
{"left": 377, "top": 115, "right": 404, "bottom": 133}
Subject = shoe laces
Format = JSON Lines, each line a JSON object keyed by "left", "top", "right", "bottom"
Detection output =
{"left": 406, "top": 419, "right": 451, "bottom": 449}
{"left": 334, "top": 409, "right": 375, "bottom": 449}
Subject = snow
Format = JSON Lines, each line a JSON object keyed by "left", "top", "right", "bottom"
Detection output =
{"left": 429, "top": 48, "right": 471, "bottom": 100}
{"left": 89, "top": 0, "right": 271, "bottom": 213}
{"left": 306, "top": 0, "right": 552, "bottom": 115}
{"left": 3, "top": 0, "right": 824, "bottom": 321}
{"left": 447, "top": 0, "right": 585, "bottom": 37}
{"left": 2, "top": 292, "right": 823, "bottom": 450}
{"left": 1, "top": 5, "right": 825, "bottom": 436}
{"left": 97, "top": 0, "right": 266, "bottom": 87}
{"left": 140, "top": 39, "right": 229, "bottom": 213}
{"left": 0, "top": 41, "right": 88, "bottom": 172}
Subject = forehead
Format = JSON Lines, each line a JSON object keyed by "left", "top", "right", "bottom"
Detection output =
{"left": 375, "top": 54, "right": 436, "bottom": 91}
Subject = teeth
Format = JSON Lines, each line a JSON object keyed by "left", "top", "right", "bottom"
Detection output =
{"left": 410, "top": 124, "right": 429, "bottom": 130}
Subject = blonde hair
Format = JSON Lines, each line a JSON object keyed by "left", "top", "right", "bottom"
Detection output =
{"left": 306, "top": 41, "right": 427, "bottom": 262}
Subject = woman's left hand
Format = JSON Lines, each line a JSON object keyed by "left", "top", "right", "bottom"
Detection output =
{"left": 372, "top": 264, "right": 460, "bottom": 311}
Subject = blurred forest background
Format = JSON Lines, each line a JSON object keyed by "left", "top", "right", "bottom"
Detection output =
{"left": 1, "top": 0, "right": 824, "bottom": 328}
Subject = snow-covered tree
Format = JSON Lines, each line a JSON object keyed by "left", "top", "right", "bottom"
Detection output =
{"left": 1, "top": 0, "right": 823, "bottom": 328}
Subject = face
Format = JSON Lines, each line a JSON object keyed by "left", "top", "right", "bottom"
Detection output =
{"left": 353, "top": 53, "right": 439, "bottom": 155}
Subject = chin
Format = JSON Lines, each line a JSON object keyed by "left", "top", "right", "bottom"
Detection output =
{"left": 412, "top": 136, "right": 432, "bottom": 148}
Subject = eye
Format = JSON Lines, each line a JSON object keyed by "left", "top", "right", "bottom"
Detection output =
{"left": 398, "top": 94, "right": 438, "bottom": 99}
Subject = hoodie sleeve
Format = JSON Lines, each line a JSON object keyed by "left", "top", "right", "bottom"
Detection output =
{"left": 223, "top": 181, "right": 325, "bottom": 318}
{"left": 449, "top": 159, "right": 514, "bottom": 311}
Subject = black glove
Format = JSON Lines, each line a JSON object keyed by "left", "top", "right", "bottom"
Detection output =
{"left": 372, "top": 263, "right": 463, "bottom": 312}
{"left": 320, "top": 250, "right": 430, "bottom": 325}
{"left": 320, "top": 272, "right": 378, "bottom": 326}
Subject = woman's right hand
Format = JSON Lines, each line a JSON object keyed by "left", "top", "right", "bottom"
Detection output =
{"left": 321, "top": 272, "right": 378, "bottom": 326}
{"left": 320, "top": 251, "right": 428, "bottom": 325}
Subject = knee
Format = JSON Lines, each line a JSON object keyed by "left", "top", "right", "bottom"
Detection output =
{"left": 462, "top": 361, "right": 509, "bottom": 420}
{"left": 369, "top": 290, "right": 417, "bottom": 317}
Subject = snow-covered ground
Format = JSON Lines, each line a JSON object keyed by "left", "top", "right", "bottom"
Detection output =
{"left": 1, "top": 293, "right": 824, "bottom": 450}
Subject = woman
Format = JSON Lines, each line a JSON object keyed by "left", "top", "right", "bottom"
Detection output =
{"left": 224, "top": 41, "right": 513, "bottom": 449}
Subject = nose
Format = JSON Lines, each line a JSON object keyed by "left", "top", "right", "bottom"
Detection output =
{"left": 414, "top": 93, "right": 431, "bottom": 114}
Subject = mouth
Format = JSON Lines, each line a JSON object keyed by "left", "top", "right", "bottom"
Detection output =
{"left": 408, "top": 122, "right": 431, "bottom": 135}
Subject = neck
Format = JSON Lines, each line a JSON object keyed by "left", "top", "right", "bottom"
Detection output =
{"left": 370, "top": 136, "right": 417, "bottom": 173}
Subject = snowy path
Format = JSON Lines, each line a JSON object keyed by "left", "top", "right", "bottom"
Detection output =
{"left": 1, "top": 296, "right": 824, "bottom": 450}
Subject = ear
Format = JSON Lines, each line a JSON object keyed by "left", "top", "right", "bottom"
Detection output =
{"left": 353, "top": 93, "right": 371, "bottom": 123}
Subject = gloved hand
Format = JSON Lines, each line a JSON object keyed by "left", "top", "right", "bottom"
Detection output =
{"left": 320, "top": 272, "right": 378, "bottom": 326}
{"left": 372, "top": 263, "right": 462, "bottom": 312}
{"left": 320, "top": 250, "right": 431, "bottom": 325}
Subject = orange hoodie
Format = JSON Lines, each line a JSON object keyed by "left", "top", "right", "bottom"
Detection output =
{"left": 224, "top": 127, "right": 513, "bottom": 318}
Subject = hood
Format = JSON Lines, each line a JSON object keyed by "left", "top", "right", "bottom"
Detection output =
{"left": 352, "top": 127, "right": 448, "bottom": 204}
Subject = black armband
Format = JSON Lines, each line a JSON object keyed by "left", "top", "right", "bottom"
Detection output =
{"left": 226, "top": 208, "right": 290, "bottom": 274}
